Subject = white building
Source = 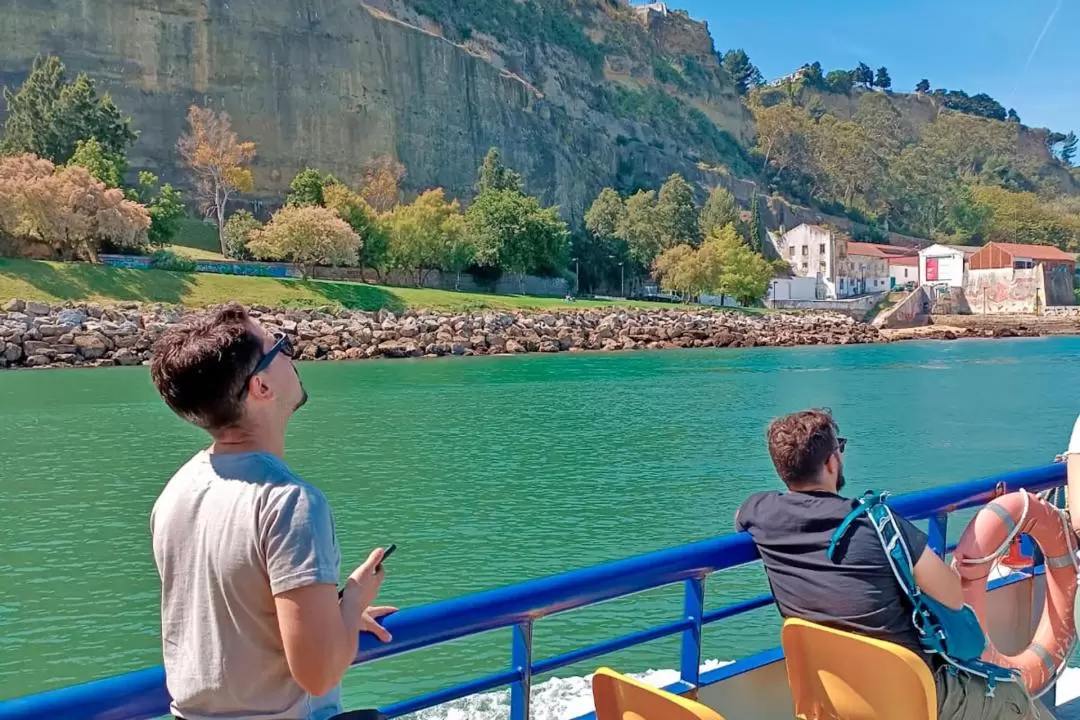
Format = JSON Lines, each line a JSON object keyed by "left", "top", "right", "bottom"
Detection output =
{"left": 768, "top": 276, "right": 817, "bottom": 302}
{"left": 918, "top": 244, "right": 976, "bottom": 288}
{"left": 768, "top": 224, "right": 845, "bottom": 299}
{"left": 889, "top": 255, "right": 919, "bottom": 289}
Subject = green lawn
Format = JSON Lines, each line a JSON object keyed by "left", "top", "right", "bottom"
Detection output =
{"left": 0, "top": 257, "right": 682, "bottom": 313}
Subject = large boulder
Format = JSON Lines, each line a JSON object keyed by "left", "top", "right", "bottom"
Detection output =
{"left": 4, "top": 298, "right": 25, "bottom": 313}
{"left": 24, "top": 300, "right": 51, "bottom": 317}
{"left": 74, "top": 333, "right": 109, "bottom": 359}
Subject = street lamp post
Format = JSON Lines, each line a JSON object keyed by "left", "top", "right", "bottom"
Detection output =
{"left": 570, "top": 257, "right": 580, "bottom": 295}
{"left": 619, "top": 262, "right": 625, "bottom": 298}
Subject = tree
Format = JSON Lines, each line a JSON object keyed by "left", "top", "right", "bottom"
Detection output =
{"left": 721, "top": 49, "right": 763, "bottom": 95}
{"left": 466, "top": 189, "right": 568, "bottom": 286}
{"left": 801, "top": 62, "right": 825, "bottom": 90}
{"left": 653, "top": 244, "right": 705, "bottom": 299}
{"left": 67, "top": 137, "right": 126, "bottom": 188}
{"left": 1, "top": 55, "right": 137, "bottom": 165}
{"left": 1007, "top": 108, "right": 1021, "bottom": 123}
{"left": 474, "top": 147, "right": 523, "bottom": 195}
{"left": 874, "top": 66, "right": 892, "bottom": 90}
{"left": 619, "top": 189, "right": 663, "bottom": 269}
{"left": 708, "top": 224, "right": 773, "bottom": 306}
{"left": 585, "top": 188, "right": 627, "bottom": 242}
{"left": 915, "top": 79, "right": 931, "bottom": 94}
{"left": 825, "top": 70, "right": 855, "bottom": 95}
{"left": 699, "top": 186, "right": 739, "bottom": 238}
{"left": 178, "top": 105, "right": 256, "bottom": 256}
{"left": 247, "top": 205, "right": 361, "bottom": 278}
{"left": 222, "top": 210, "right": 262, "bottom": 260}
{"left": 133, "top": 172, "right": 186, "bottom": 248}
{"left": 287, "top": 168, "right": 338, "bottom": 207}
{"left": 324, "top": 183, "right": 388, "bottom": 275}
{"left": 854, "top": 63, "right": 874, "bottom": 88}
{"left": 0, "top": 154, "right": 149, "bottom": 260}
{"left": 656, "top": 173, "right": 700, "bottom": 249}
{"left": 386, "top": 189, "right": 469, "bottom": 285}
{"left": 359, "top": 155, "right": 406, "bottom": 212}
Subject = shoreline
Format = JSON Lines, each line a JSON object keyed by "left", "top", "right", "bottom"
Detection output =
{"left": 0, "top": 298, "right": 1055, "bottom": 370}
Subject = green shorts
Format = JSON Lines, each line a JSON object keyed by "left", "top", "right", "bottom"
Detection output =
{"left": 934, "top": 667, "right": 1032, "bottom": 720}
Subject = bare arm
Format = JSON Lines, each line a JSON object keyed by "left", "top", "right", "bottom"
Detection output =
{"left": 913, "top": 545, "right": 964, "bottom": 610}
{"left": 1067, "top": 454, "right": 1080, "bottom": 536}
{"left": 275, "top": 582, "right": 366, "bottom": 697}
{"left": 274, "top": 547, "right": 390, "bottom": 697}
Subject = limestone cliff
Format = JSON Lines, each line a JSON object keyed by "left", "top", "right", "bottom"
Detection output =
{"left": 0, "top": 0, "right": 755, "bottom": 220}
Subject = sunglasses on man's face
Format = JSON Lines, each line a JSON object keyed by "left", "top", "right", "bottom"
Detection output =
{"left": 238, "top": 332, "right": 295, "bottom": 398}
{"left": 837, "top": 437, "right": 847, "bottom": 453}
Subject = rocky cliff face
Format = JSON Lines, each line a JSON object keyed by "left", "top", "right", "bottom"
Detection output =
{"left": 0, "top": 0, "right": 754, "bottom": 220}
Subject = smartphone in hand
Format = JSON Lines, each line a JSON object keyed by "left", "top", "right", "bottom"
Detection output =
{"left": 339, "top": 544, "right": 395, "bottom": 598}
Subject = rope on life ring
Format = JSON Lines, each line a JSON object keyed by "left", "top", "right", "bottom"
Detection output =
{"left": 953, "top": 489, "right": 1079, "bottom": 698}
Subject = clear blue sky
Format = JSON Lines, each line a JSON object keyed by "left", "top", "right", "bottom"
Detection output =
{"left": 679, "top": 0, "right": 1076, "bottom": 136}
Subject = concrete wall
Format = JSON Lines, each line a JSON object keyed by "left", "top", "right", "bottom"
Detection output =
{"left": 874, "top": 286, "right": 930, "bottom": 328}
{"left": 768, "top": 277, "right": 817, "bottom": 302}
{"left": 1043, "top": 263, "right": 1076, "bottom": 306}
{"left": 768, "top": 292, "right": 884, "bottom": 316}
{"left": 314, "top": 267, "right": 569, "bottom": 297}
{"left": 964, "top": 268, "right": 1040, "bottom": 314}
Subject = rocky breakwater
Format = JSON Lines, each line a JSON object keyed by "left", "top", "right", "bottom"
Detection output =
{"left": 0, "top": 298, "right": 883, "bottom": 370}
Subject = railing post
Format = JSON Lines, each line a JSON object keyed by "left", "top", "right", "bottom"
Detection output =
{"left": 510, "top": 621, "right": 533, "bottom": 720}
{"left": 680, "top": 577, "right": 705, "bottom": 688}
{"left": 928, "top": 513, "right": 948, "bottom": 557}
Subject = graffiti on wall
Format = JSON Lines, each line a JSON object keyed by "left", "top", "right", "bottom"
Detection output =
{"left": 964, "top": 268, "right": 1038, "bottom": 314}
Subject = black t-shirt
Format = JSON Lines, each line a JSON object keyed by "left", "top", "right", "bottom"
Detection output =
{"left": 736, "top": 489, "right": 930, "bottom": 659}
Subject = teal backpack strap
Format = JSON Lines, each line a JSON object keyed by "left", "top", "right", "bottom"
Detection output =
{"left": 827, "top": 490, "right": 887, "bottom": 562}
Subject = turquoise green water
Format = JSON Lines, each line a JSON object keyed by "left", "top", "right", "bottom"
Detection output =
{"left": 3, "top": 338, "right": 1080, "bottom": 715}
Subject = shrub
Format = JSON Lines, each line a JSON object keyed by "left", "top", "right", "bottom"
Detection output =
{"left": 148, "top": 249, "right": 197, "bottom": 272}
{"left": 222, "top": 210, "right": 263, "bottom": 260}
{"left": 247, "top": 205, "right": 361, "bottom": 278}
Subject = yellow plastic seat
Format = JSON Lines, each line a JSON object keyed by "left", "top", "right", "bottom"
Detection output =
{"left": 780, "top": 618, "right": 937, "bottom": 720}
{"left": 591, "top": 666, "right": 727, "bottom": 720}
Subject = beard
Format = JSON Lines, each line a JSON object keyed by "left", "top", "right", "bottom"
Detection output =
{"left": 294, "top": 385, "right": 308, "bottom": 412}
{"left": 836, "top": 464, "right": 846, "bottom": 492}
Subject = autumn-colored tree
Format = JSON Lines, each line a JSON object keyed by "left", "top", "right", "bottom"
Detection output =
{"left": 359, "top": 155, "right": 406, "bottom": 212}
{"left": 247, "top": 205, "right": 361, "bottom": 278}
{"left": 177, "top": 105, "right": 256, "bottom": 255}
{"left": 0, "top": 154, "right": 149, "bottom": 260}
{"left": 652, "top": 244, "right": 704, "bottom": 299}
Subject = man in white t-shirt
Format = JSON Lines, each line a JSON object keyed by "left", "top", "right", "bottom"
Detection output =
{"left": 150, "top": 302, "right": 394, "bottom": 720}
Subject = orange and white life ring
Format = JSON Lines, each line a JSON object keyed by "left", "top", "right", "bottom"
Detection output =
{"left": 953, "top": 489, "right": 1078, "bottom": 697}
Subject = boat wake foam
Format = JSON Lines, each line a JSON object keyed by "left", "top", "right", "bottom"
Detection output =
{"left": 407, "top": 661, "right": 1080, "bottom": 719}
{"left": 410, "top": 660, "right": 731, "bottom": 719}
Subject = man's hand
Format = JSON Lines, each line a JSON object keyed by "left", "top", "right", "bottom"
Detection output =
{"left": 344, "top": 547, "right": 387, "bottom": 611}
{"left": 361, "top": 606, "right": 397, "bottom": 643}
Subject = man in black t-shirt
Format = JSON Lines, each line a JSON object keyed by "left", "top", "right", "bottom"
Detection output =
{"left": 737, "top": 408, "right": 1029, "bottom": 720}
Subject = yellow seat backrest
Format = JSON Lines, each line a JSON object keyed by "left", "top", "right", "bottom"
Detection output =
{"left": 780, "top": 618, "right": 937, "bottom": 720}
{"left": 591, "top": 666, "right": 727, "bottom": 720}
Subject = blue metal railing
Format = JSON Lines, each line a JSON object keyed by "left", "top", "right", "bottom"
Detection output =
{"left": 0, "top": 462, "right": 1067, "bottom": 720}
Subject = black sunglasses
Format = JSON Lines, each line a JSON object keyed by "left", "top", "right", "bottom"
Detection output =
{"left": 837, "top": 437, "right": 847, "bottom": 453}
{"left": 238, "top": 332, "right": 295, "bottom": 398}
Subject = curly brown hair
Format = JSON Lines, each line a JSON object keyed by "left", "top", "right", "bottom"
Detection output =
{"left": 766, "top": 408, "right": 841, "bottom": 488}
{"left": 150, "top": 302, "right": 263, "bottom": 430}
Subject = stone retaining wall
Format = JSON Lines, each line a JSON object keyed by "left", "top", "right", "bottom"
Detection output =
{"left": 1, "top": 298, "right": 883, "bottom": 370}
